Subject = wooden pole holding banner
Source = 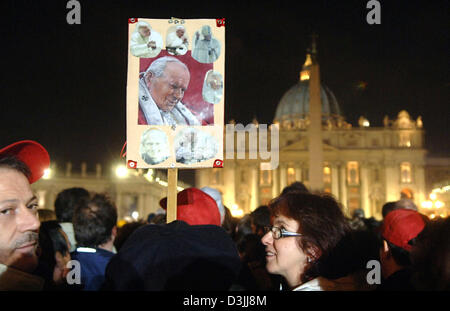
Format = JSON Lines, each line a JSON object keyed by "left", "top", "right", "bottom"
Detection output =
{"left": 166, "top": 168, "right": 178, "bottom": 223}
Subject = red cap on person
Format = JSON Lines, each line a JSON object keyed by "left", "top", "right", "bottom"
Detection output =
{"left": 0, "top": 140, "right": 50, "bottom": 184}
{"left": 381, "top": 208, "right": 426, "bottom": 251}
{"left": 159, "top": 187, "right": 221, "bottom": 226}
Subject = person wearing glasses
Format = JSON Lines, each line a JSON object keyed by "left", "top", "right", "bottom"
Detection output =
{"left": 261, "top": 192, "right": 352, "bottom": 291}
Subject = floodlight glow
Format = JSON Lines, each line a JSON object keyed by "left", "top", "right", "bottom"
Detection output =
{"left": 42, "top": 169, "right": 51, "bottom": 179}
{"left": 116, "top": 165, "right": 129, "bottom": 178}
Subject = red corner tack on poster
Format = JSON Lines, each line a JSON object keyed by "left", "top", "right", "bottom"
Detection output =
{"left": 216, "top": 18, "right": 225, "bottom": 27}
{"left": 213, "top": 159, "right": 223, "bottom": 168}
{"left": 128, "top": 18, "right": 138, "bottom": 24}
{"left": 127, "top": 160, "right": 137, "bottom": 169}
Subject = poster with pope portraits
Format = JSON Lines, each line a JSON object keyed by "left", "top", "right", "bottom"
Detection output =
{"left": 126, "top": 18, "right": 225, "bottom": 169}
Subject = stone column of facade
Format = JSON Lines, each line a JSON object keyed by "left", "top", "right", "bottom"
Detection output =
{"left": 81, "top": 162, "right": 87, "bottom": 178}
{"left": 338, "top": 163, "right": 348, "bottom": 215}
{"left": 360, "top": 162, "right": 370, "bottom": 217}
{"left": 250, "top": 164, "right": 259, "bottom": 212}
{"left": 331, "top": 162, "right": 339, "bottom": 200}
{"left": 223, "top": 162, "right": 236, "bottom": 209}
{"left": 385, "top": 160, "right": 399, "bottom": 202}
{"left": 138, "top": 193, "right": 145, "bottom": 220}
{"left": 65, "top": 162, "right": 72, "bottom": 177}
{"left": 272, "top": 166, "right": 280, "bottom": 198}
{"left": 96, "top": 164, "right": 102, "bottom": 179}
{"left": 145, "top": 193, "right": 158, "bottom": 215}
{"left": 116, "top": 192, "right": 123, "bottom": 219}
{"left": 415, "top": 163, "right": 426, "bottom": 204}
{"left": 295, "top": 165, "right": 302, "bottom": 182}
{"left": 279, "top": 164, "right": 287, "bottom": 193}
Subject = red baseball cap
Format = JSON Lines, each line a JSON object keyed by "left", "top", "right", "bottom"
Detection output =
{"left": 381, "top": 208, "right": 426, "bottom": 251}
{"left": 159, "top": 188, "right": 221, "bottom": 226}
{"left": 0, "top": 140, "right": 50, "bottom": 184}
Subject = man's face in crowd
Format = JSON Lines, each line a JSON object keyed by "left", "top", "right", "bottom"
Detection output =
{"left": 176, "top": 29, "right": 185, "bottom": 38}
{"left": 147, "top": 62, "right": 190, "bottom": 112}
{"left": 139, "top": 26, "right": 151, "bottom": 38}
{"left": 0, "top": 168, "right": 40, "bottom": 273}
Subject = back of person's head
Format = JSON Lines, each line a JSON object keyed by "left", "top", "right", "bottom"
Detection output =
{"left": 73, "top": 193, "right": 117, "bottom": 248}
{"left": 281, "top": 181, "right": 309, "bottom": 195}
{"left": 381, "top": 201, "right": 397, "bottom": 218}
{"left": 221, "top": 206, "right": 238, "bottom": 238}
{"left": 236, "top": 233, "right": 266, "bottom": 263}
{"left": 395, "top": 198, "right": 418, "bottom": 212}
{"left": 38, "top": 209, "right": 57, "bottom": 222}
{"left": 352, "top": 208, "right": 365, "bottom": 219}
{"left": 114, "top": 221, "right": 146, "bottom": 252}
{"left": 54, "top": 187, "right": 90, "bottom": 222}
{"left": 317, "top": 229, "right": 382, "bottom": 280}
{"left": 234, "top": 214, "right": 253, "bottom": 242}
{"left": 103, "top": 220, "right": 241, "bottom": 290}
{"left": 37, "top": 221, "right": 70, "bottom": 283}
{"left": 380, "top": 208, "right": 426, "bottom": 267}
{"left": 411, "top": 216, "right": 450, "bottom": 290}
{"left": 149, "top": 213, "right": 166, "bottom": 225}
{"left": 250, "top": 205, "right": 271, "bottom": 236}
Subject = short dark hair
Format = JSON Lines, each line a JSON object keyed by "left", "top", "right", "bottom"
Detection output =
{"left": 250, "top": 205, "right": 271, "bottom": 232}
{"left": 114, "top": 221, "right": 146, "bottom": 251}
{"left": 269, "top": 192, "right": 351, "bottom": 282}
{"left": 54, "top": 187, "right": 90, "bottom": 222}
{"left": 385, "top": 239, "right": 413, "bottom": 266}
{"left": 281, "top": 181, "right": 309, "bottom": 195}
{"left": 73, "top": 193, "right": 118, "bottom": 248}
{"left": 381, "top": 201, "right": 397, "bottom": 218}
{"left": 0, "top": 155, "right": 31, "bottom": 180}
{"left": 38, "top": 220, "right": 70, "bottom": 279}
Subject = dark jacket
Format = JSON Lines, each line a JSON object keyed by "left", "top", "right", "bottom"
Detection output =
{"left": 102, "top": 220, "right": 241, "bottom": 290}
{"left": 376, "top": 268, "right": 416, "bottom": 291}
{"left": 71, "top": 247, "right": 115, "bottom": 291}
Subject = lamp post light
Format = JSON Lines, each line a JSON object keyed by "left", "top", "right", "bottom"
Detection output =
{"left": 115, "top": 165, "right": 129, "bottom": 178}
{"left": 421, "top": 192, "right": 446, "bottom": 219}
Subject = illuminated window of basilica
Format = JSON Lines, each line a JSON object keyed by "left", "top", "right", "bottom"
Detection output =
{"left": 400, "top": 162, "right": 412, "bottom": 183}
{"left": 260, "top": 163, "right": 272, "bottom": 185}
{"left": 323, "top": 165, "right": 331, "bottom": 184}
{"left": 348, "top": 197, "right": 360, "bottom": 212}
{"left": 399, "top": 132, "right": 411, "bottom": 147}
{"left": 287, "top": 167, "right": 296, "bottom": 185}
{"left": 260, "top": 170, "right": 272, "bottom": 186}
{"left": 347, "top": 161, "right": 359, "bottom": 185}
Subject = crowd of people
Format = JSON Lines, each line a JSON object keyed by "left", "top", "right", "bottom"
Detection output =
{"left": 0, "top": 140, "right": 449, "bottom": 291}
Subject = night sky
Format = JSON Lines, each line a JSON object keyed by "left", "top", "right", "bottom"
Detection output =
{"left": 2, "top": 0, "right": 449, "bottom": 177}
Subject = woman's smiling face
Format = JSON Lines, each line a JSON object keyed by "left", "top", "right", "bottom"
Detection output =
{"left": 261, "top": 214, "right": 309, "bottom": 287}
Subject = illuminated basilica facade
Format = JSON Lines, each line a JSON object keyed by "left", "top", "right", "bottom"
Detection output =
{"left": 196, "top": 51, "right": 427, "bottom": 219}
